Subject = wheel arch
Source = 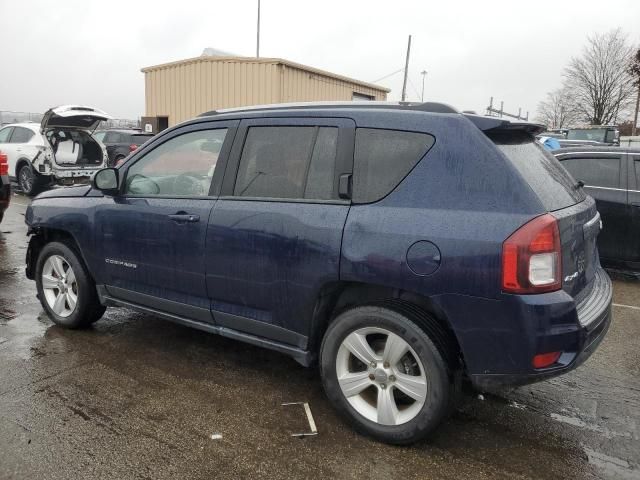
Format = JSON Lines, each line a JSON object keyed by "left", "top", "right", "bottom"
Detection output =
{"left": 15, "top": 157, "right": 34, "bottom": 178}
{"left": 308, "top": 281, "right": 464, "bottom": 372}
{"left": 26, "top": 227, "right": 90, "bottom": 281}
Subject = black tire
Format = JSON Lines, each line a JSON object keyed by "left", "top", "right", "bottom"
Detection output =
{"left": 320, "top": 305, "right": 452, "bottom": 445}
{"left": 18, "top": 163, "right": 44, "bottom": 196}
{"left": 35, "top": 241, "right": 106, "bottom": 328}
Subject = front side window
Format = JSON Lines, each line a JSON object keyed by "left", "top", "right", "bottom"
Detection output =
{"left": 560, "top": 156, "right": 621, "bottom": 189}
{"left": 0, "top": 127, "right": 14, "bottom": 143}
{"left": 124, "top": 129, "right": 227, "bottom": 196}
{"left": 10, "top": 127, "right": 35, "bottom": 143}
{"left": 234, "top": 126, "right": 339, "bottom": 200}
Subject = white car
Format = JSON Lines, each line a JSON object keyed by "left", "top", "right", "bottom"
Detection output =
{"left": 0, "top": 105, "right": 111, "bottom": 195}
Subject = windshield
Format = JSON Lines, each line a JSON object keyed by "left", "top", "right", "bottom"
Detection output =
{"left": 567, "top": 128, "right": 607, "bottom": 142}
{"left": 489, "top": 132, "right": 585, "bottom": 211}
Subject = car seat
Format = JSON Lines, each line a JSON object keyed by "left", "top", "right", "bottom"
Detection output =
{"left": 54, "top": 133, "right": 83, "bottom": 164}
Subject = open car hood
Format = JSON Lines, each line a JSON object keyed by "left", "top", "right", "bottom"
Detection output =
{"left": 41, "top": 105, "right": 112, "bottom": 132}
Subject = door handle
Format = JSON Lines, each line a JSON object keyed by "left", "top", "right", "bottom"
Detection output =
{"left": 168, "top": 213, "right": 200, "bottom": 223}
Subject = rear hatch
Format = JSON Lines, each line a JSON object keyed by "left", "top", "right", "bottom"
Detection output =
{"left": 488, "top": 130, "right": 599, "bottom": 299}
{"left": 41, "top": 105, "right": 112, "bottom": 131}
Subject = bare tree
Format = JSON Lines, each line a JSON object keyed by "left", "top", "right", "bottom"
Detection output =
{"left": 535, "top": 87, "right": 581, "bottom": 129}
{"left": 564, "top": 29, "right": 636, "bottom": 125}
{"left": 629, "top": 48, "right": 640, "bottom": 135}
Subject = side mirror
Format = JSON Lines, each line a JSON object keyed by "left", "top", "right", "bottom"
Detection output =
{"left": 92, "top": 168, "right": 119, "bottom": 194}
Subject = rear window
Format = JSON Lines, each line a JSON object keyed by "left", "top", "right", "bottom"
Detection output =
{"left": 353, "top": 128, "right": 435, "bottom": 203}
{"left": 489, "top": 132, "right": 585, "bottom": 211}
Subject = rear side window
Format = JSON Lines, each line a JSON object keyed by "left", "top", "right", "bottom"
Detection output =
{"left": 490, "top": 132, "right": 584, "bottom": 211}
{"left": 353, "top": 128, "right": 434, "bottom": 203}
{"left": 103, "top": 132, "right": 122, "bottom": 143}
{"left": 234, "top": 126, "right": 339, "bottom": 200}
{"left": 560, "top": 156, "right": 621, "bottom": 189}
{"left": 9, "top": 127, "right": 35, "bottom": 143}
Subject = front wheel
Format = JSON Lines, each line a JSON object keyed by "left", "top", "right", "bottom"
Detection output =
{"left": 35, "top": 241, "right": 106, "bottom": 328}
{"left": 320, "top": 305, "right": 452, "bottom": 444}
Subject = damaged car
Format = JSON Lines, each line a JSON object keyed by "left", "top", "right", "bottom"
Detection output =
{"left": 0, "top": 105, "right": 111, "bottom": 195}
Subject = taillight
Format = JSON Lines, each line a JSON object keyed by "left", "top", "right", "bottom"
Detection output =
{"left": 0, "top": 151, "right": 8, "bottom": 176}
{"left": 129, "top": 144, "right": 138, "bottom": 152}
{"left": 502, "top": 214, "right": 561, "bottom": 294}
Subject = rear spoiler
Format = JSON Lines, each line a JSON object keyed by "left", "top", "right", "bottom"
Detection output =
{"left": 463, "top": 113, "right": 545, "bottom": 135}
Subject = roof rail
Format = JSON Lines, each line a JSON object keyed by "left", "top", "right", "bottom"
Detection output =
{"left": 199, "top": 101, "right": 459, "bottom": 117}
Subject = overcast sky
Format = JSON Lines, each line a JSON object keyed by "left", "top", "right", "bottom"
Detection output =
{"left": 1, "top": 0, "right": 638, "bottom": 120}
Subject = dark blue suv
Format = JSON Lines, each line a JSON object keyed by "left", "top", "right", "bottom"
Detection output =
{"left": 25, "top": 102, "right": 612, "bottom": 444}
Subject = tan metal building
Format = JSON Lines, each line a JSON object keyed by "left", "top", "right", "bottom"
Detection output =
{"left": 141, "top": 56, "right": 390, "bottom": 129}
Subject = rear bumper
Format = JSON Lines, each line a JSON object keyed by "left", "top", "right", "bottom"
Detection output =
{"left": 436, "top": 268, "right": 613, "bottom": 390}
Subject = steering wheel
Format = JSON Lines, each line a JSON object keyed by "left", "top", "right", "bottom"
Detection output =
{"left": 126, "top": 173, "right": 160, "bottom": 195}
{"left": 172, "top": 174, "right": 205, "bottom": 196}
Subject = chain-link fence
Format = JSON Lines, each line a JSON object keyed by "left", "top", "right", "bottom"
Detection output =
{"left": 0, "top": 111, "right": 43, "bottom": 125}
{"left": 1, "top": 110, "right": 140, "bottom": 129}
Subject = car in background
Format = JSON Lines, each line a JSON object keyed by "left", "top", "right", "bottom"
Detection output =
{"left": 566, "top": 126, "right": 619, "bottom": 146}
{"left": 554, "top": 146, "right": 640, "bottom": 272}
{"left": 0, "top": 106, "right": 111, "bottom": 195}
{"left": 0, "top": 151, "right": 10, "bottom": 224}
{"left": 99, "top": 129, "right": 154, "bottom": 166}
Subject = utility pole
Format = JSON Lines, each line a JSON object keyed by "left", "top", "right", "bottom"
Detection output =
{"left": 633, "top": 83, "right": 640, "bottom": 136}
{"left": 401, "top": 35, "right": 412, "bottom": 102}
{"left": 256, "top": 0, "right": 261, "bottom": 58}
{"left": 420, "top": 70, "right": 428, "bottom": 102}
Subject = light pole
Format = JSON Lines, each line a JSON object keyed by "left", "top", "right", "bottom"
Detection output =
{"left": 420, "top": 70, "right": 428, "bottom": 102}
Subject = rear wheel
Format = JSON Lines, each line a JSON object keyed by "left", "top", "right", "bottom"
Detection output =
{"left": 320, "top": 305, "right": 452, "bottom": 444}
{"left": 35, "top": 241, "right": 105, "bottom": 328}
{"left": 18, "top": 164, "right": 44, "bottom": 196}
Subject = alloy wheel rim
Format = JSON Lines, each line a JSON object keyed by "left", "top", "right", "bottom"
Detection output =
{"left": 41, "top": 255, "right": 78, "bottom": 318}
{"left": 336, "top": 327, "right": 427, "bottom": 426}
{"left": 20, "top": 168, "right": 33, "bottom": 192}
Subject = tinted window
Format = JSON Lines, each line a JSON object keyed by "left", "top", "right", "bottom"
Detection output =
{"left": 490, "top": 132, "right": 584, "bottom": 211}
{"left": 10, "top": 126, "right": 35, "bottom": 143}
{"left": 103, "top": 132, "right": 122, "bottom": 143}
{"left": 93, "top": 131, "right": 106, "bottom": 142}
{"left": 234, "top": 126, "right": 338, "bottom": 200}
{"left": 353, "top": 128, "right": 434, "bottom": 203}
{"left": 635, "top": 160, "right": 640, "bottom": 189}
{"left": 0, "top": 127, "right": 14, "bottom": 143}
{"left": 560, "top": 156, "right": 621, "bottom": 189}
{"left": 125, "top": 129, "right": 227, "bottom": 196}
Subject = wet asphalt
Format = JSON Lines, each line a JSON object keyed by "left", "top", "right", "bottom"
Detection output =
{"left": 0, "top": 194, "right": 639, "bottom": 480}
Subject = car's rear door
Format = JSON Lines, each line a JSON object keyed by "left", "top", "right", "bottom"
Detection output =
{"left": 95, "top": 120, "right": 238, "bottom": 321}
{"left": 628, "top": 153, "right": 640, "bottom": 267}
{"left": 556, "top": 151, "right": 628, "bottom": 265}
{"left": 205, "top": 117, "right": 354, "bottom": 347}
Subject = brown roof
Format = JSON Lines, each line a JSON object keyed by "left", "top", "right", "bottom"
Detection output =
{"left": 141, "top": 56, "right": 391, "bottom": 93}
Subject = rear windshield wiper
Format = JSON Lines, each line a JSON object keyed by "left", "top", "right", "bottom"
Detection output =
{"left": 573, "top": 180, "right": 584, "bottom": 191}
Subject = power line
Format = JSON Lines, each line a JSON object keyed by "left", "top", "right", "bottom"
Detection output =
{"left": 370, "top": 68, "right": 404, "bottom": 84}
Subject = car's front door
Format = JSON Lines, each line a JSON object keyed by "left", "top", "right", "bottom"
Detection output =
{"left": 205, "top": 117, "right": 354, "bottom": 347}
{"left": 95, "top": 121, "right": 238, "bottom": 321}
{"left": 558, "top": 152, "right": 628, "bottom": 264}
